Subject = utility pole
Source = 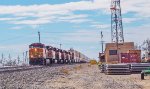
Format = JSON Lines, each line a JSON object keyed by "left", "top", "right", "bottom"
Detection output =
{"left": 17, "top": 55, "right": 20, "bottom": 65}
{"left": 8, "top": 54, "right": 11, "bottom": 61}
{"left": 0, "top": 53, "right": 3, "bottom": 64}
{"left": 38, "top": 31, "right": 41, "bottom": 43}
{"left": 23, "top": 52, "right": 24, "bottom": 64}
{"left": 100, "top": 31, "right": 104, "bottom": 53}
{"left": 60, "top": 44, "right": 62, "bottom": 49}
{"left": 25, "top": 51, "right": 28, "bottom": 64}
{"left": 2, "top": 54, "right": 5, "bottom": 66}
{"left": 8, "top": 54, "right": 11, "bottom": 66}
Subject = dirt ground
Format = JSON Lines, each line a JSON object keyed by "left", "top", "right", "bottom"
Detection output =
{"left": 139, "top": 76, "right": 150, "bottom": 89}
{"left": 43, "top": 64, "right": 150, "bottom": 89}
{"left": 0, "top": 64, "right": 150, "bottom": 89}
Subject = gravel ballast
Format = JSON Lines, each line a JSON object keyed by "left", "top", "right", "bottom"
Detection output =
{"left": 0, "top": 64, "right": 149, "bottom": 89}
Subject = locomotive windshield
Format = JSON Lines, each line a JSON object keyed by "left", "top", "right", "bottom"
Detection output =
{"left": 29, "top": 43, "right": 45, "bottom": 48}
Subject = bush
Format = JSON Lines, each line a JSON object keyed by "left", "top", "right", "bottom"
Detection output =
{"left": 60, "top": 68, "right": 69, "bottom": 75}
{"left": 90, "top": 60, "right": 97, "bottom": 65}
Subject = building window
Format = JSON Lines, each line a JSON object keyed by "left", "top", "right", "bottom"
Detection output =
{"left": 109, "top": 50, "right": 117, "bottom": 55}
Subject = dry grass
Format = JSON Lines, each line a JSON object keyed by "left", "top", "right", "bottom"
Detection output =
{"left": 78, "top": 65, "right": 82, "bottom": 69}
{"left": 60, "top": 65, "right": 83, "bottom": 75}
{"left": 73, "top": 65, "right": 82, "bottom": 70}
{"left": 60, "top": 68, "right": 70, "bottom": 75}
{"left": 88, "top": 64, "right": 91, "bottom": 67}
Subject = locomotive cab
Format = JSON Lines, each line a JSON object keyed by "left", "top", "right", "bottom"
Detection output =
{"left": 29, "top": 43, "right": 46, "bottom": 65}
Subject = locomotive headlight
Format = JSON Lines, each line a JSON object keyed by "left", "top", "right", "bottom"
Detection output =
{"left": 31, "top": 55, "right": 33, "bottom": 58}
{"left": 35, "top": 48, "right": 37, "bottom": 52}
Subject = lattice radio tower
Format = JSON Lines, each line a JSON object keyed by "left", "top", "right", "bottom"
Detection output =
{"left": 110, "top": 0, "right": 124, "bottom": 43}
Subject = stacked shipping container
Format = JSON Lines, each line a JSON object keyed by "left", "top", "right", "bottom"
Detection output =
{"left": 121, "top": 50, "right": 141, "bottom": 63}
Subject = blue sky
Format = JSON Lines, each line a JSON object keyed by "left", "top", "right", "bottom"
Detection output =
{"left": 0, "top": 0, "right": 150, "bottom": 60}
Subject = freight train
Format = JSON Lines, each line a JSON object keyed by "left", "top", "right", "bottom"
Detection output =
{"left": 29, "top": 43, "right": 89, "bottom": 65}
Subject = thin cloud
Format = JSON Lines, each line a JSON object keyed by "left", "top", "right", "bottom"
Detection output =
{"left": 0, "top": 1, "right": 109, "bottom": 25}
{"left": 123, "top": 18, "right": 141, "bottom": 23}
{"left": 91, "top": 24, "right": 110, "bottom": 29}
{"left": 0, "top": 0, "right": 149, "bottom": 26}
{"left": 11, "top": 26, "right": 22, "bottom": 30}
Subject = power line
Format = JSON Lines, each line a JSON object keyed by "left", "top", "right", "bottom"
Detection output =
{"left": 42, "top": 31, "right": 87, "bottom": 33}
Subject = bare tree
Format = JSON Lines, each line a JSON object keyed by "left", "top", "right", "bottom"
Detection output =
{"left": 134, "top": 43, "right": 141, "bottom": 50}
{"left": 134, "top": 43, "right": 138, "bottom": 49}
{"left": 5, "top": 54, "right": 13, "bottom": 66}
{"left": 142, "top": 39, "right": 150, "bottom": 51}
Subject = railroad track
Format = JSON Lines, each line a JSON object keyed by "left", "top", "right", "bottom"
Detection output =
{"left": 0, "top": 66, "right": 44, "bottom": 74}
{"left": 0, "top": 63, "right": 81, "bottom": 74}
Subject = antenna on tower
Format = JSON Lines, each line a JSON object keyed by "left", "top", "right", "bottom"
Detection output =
{"left": 110, "top": 0, "right": 124, "bottom": 43}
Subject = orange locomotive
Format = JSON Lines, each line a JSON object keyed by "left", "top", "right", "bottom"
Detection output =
{"left": 29, "top": 43, "right": 89, "bottom": 65}
{"left": 29, "top": 43, "right": 46, "bottom": 65}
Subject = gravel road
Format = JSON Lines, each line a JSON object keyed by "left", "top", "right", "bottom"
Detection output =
{"left": 0, "top": 64, "right": 149, "bottom": 89}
